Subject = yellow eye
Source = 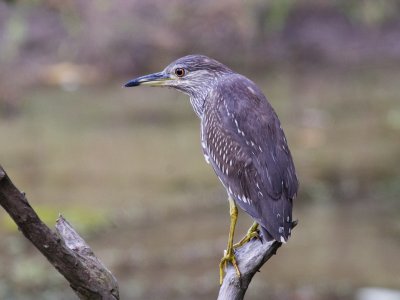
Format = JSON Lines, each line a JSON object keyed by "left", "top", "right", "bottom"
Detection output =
{"left": 174, "top": 68, "right": 185, "bottom": 77}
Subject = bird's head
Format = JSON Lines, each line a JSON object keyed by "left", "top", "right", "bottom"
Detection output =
{"left": 124, "top": 55, "right": 232, "bottom": 98}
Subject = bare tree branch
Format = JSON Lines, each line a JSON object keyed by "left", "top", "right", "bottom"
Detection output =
{"left": 0, "top": 165, "right": 119, "bottom": 300}
{"left": 218, "top": 222, "right": 297, "bottom": 300}
{"left": 0, "top": 164, "right": 295, "bottom": 299}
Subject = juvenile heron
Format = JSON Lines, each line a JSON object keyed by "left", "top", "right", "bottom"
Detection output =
{"left": 124, "top": 55, "right": 298, "bottom": 283}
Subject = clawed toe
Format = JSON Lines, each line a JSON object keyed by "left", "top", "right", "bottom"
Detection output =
{"left": 219, "top": 250, "right": 241, "bottom": 285}
{"left": 233, "top": 222, "right": 260, "bottom": 249}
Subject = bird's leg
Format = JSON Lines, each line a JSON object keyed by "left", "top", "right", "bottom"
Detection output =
{"left": 233, "top": 222, "right": 259, "bottom": 249}
{"left": 219, "top": 197, "right": 240, "bottom": 285}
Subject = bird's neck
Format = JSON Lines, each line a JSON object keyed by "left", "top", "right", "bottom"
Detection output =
{"left": 189, "top": 95, "right": 206, "bottom": 118}
{"left": 187, "top": 78, "right": 219, "bottom": 118}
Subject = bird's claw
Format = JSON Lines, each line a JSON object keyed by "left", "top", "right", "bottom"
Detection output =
{"left": 233, "top": 222, "right": 260, "bottom": 249}
{"left": 219, "top": 249, "right": 241, "bottom": 285}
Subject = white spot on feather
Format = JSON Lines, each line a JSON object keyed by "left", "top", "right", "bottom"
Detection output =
{"left": 247, "top": 86, "right": 255, "bottom": 94}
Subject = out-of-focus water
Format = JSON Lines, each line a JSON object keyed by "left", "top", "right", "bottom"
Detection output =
{"left": 0, "top": 67, "right": 399, "bottom": 299}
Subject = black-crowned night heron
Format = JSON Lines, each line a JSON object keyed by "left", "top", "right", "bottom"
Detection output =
{"left": 124, "top": 55, "right": 298, "bottom": 284}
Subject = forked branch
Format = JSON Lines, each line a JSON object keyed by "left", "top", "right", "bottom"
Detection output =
{"left": 0, "top": 165, "right": 119, "bottom": 300}
{"left": 0, "top": 164, "right": 294, "bottom": 300}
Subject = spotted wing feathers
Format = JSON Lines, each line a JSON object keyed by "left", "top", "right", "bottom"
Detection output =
{"left": 202, "top": 74, "right": 298, "bottom": 242}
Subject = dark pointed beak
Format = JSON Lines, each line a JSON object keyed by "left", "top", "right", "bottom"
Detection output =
{"left": 124, "top": 72, "right": 171, "bottom": 87}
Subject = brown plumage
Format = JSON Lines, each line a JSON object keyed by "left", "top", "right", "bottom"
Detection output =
{"left": 125, "top": 55, "right": 298, "bottom": 243}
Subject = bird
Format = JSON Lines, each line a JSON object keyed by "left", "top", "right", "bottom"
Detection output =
{"left": 124, "top": 55, "right": 298, "bottom": 284}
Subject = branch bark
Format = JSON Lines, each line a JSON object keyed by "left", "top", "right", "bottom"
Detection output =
{"left": 218, "top": 222, "right": 297, "bottom": 300}
{"left": 0, "top": 164, "right": 294, "bottom": 299}
{"left": 0, "top": 165, "right": 119, "bottom": 299}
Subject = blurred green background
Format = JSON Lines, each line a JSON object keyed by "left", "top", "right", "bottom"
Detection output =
{"left": 0, "top": 0, "right": 399, "bottom": 299}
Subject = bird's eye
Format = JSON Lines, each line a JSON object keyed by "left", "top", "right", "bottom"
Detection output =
{"left": 174, "top": 68, "right": 185, "bottom": 77}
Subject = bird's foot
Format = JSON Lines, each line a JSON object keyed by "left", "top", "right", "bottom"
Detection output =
{"left": 219, "top": 248, "right": 241, "bottom": 285}
{"left": 233, "top": 222, "right": 259, "bottom": 249}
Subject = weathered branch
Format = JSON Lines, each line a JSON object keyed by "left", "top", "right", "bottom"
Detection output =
{"left": 0, "top": 165, "right": 119, "bottom": 300}
{"left": 218, "top": 222, "right": 297, "bottom": 300}
{"left": 0, "top": 164, "right": 295, "bottom": 299}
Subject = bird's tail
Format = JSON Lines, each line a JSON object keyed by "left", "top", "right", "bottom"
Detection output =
{"left": 260, "top": 223, "right": 294, "bottom": 244}
{"left": 260, "top": 226, "right": 276, "bottom": 243}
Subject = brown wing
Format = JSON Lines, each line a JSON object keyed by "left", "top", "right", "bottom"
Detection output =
{"left": 202, "top": 74, "right": 298, "bottom": 241}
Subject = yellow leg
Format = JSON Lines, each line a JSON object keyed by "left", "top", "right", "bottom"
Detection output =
{"left": 219, "top": 197, "right": 241, "bottom": 285}
{"left": 233, "top": 222, "right": 259, "bottom": 249}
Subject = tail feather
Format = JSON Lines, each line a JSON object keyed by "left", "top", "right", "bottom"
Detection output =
{"left": 260, "top": 222, "right": 292, "bottom": 243}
